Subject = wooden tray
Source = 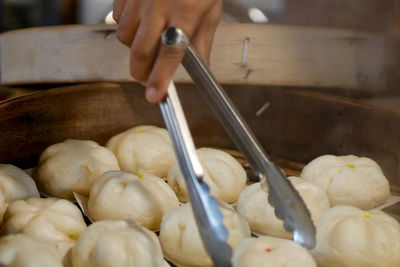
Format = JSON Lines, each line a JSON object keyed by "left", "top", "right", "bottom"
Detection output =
{"left": 0, "top": 83, "right": 399, "bottom": 222}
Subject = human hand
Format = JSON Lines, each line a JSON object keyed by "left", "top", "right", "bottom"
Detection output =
{"left": 113, "top": 0, "right": 223, "bottom": 103}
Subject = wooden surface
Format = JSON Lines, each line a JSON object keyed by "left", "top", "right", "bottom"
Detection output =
{"left": 1, "top": 23, "right": 397, "bottom": 90}
{"left": 1, "top": 82, "right": 398, "bottom": 223}
{"left": 0, "top": 86, "right": 38, "bottom": 102}
{"left": 1, "top": 82, "right": 399, "bottom": 190}
{"left": 362, "top": 96, "right": 400, "bottom": 113}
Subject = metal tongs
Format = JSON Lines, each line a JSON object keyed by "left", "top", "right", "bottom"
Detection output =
{"left": 159, "top": 27, "right": 316, "bottom": 267}
{"left": 159, "top": 81, "right": 232, "bottom": 267}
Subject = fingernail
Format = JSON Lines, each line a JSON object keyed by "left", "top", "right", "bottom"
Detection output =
{"left": 145, "top": 87, "right": 158, "bottom": 103}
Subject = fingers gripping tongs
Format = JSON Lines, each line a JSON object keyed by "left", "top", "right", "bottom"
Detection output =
{"left": 159, "top": 27, "right": 316, "bottom": 267}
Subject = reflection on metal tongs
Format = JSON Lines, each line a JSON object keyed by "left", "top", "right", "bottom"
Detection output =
{"left": 159, "top": 81, "right": 232, "bottom": 267}
{"left": 160, "top": 27, "right": 316, "bottom": 266}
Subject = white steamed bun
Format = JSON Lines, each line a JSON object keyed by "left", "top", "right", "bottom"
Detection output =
{"left": 88, "top": 170, "right": 179, "bottom": 230}
{"left": 106, "top": 125, "right": 175, "bottom": 177}
{"left": 168, "top": 147, "right": 247, "bottom": 203}
{"left": 0, "top": 164, "right": 40, "bottom": 224}
{"left": 300, "top": 155, "right": 390, "bottom": 209}
{"left": 312, "top": 205, "right": 400, "bottom": 267}
{"left": 0, "top": 234, "right": 63, "bottom": 267}
{"left": 36, "top": 139, "right": 120, "bottom": 199}
{"left": 232, "top": 236, "right": 316, "bottom": 267}
{"left": 159, "top": 202, "right": 250, "bottom": 266}
{"left": 71, "top": 220, "right": 164, "bottom": 267}
{"left": 237, "top": 177, "right": 329, "bottom": 238}
{"left": 1, "top": 197, "right": 87, "bottom": 257}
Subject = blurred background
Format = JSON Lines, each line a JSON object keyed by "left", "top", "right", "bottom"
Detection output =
{"left": 1, "top": 0, "right": 399, "bottom": 34}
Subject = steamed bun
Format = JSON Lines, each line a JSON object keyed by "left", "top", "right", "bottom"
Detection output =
{"left": 300, "top": 155, "right": 390, "bottom": 209}
{"left": 232, "top": 236, "right": 316, "bottom": 267}
{"left": 159, "top": 202, "right": 250, "bottom": 266}
{"left": 72, "top": 220, "right": 164, "bottom": 267}
{"left": 1, "top": 197, "right": 87, "bottom": 257}
{"left": 106, "top": 125, "right": 175, "bottom": 177}
{"left": 36, "top": 139, "right": 120, "bottom": 199}
{"left": 88, "top": 170, "right": 179, "bottom": 230}
{"left": 0, "top": 164, "right": 40, "bottom": 224}
{"left": 0, "top": 234, "right": 63, "bottom": 267}
{"left": 312, "top": 205, "right": 400, "bottom": 267}
{"left": 168, "top": 147, "right": 247, "bottom": 203}
{"left": 237, "top": 177, "right": 329, "bottom": 238}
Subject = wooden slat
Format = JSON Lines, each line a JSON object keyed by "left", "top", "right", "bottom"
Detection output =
{"left": 0, "top": 86, "right": 36, "bottom": 102}
{"left": 0, "top": 23, "right": 395, "bottom": 90}
{"left": 362, "top": 96, "right": 400, "bottom": 113}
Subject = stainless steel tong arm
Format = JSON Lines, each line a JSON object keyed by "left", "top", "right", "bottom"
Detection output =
{"left": 159, "top": 81, "right": 233, "bottom": 267}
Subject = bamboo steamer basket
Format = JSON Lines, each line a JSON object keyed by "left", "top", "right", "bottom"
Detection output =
{"left": 0, "top": 24, "right": 399, "bottom": 230}
{"left": 0, "top": 82, "right": 399, "bottom": 220}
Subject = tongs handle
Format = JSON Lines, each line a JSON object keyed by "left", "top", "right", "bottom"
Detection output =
{"left": 159, "top": 81, "right": 232, "bottom": 267}
{"left": 162, "top": 27, "right": 316, "bottom": 248}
